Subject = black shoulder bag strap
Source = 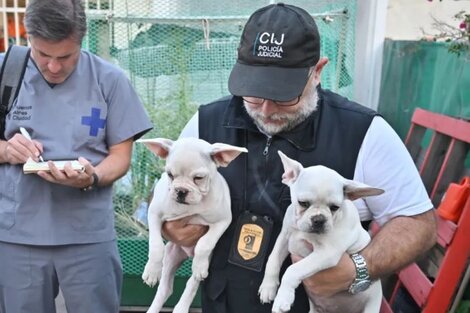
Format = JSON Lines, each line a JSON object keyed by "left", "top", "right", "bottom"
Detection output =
{"left": 0, "top": 45, "right": 30, "bottom": 140}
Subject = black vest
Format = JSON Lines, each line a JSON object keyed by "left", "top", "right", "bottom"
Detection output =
{"left": 198, "top": 88, "right": 377, "bottom": 313}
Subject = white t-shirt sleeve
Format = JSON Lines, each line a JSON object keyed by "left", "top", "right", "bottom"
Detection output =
{"left": 179, "top": 112, "right": 199, "bottom": 138}
{"left": 353, "top": 116, "right": 434, "bottom": 225}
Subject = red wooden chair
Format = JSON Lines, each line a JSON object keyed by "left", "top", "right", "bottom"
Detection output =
{"left": 379, "top": 108, "right": 470, "bottom": 313}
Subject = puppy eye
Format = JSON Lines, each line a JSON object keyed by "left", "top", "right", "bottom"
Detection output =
{"left": 298, "top": 201, "right": 310, "bottom": 208}
{"left": 167, "top": 172, "right": 174, "bottom": 180}
{"left": 194, "top": 176, "right": 205, "bottom": 183}
{"left": 329, "top": 205, "right": 340, "bottom": 212}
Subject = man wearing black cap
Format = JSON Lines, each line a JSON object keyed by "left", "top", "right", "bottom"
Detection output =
{"left": 164, "top": 3, "right": 436, "bottom": 312}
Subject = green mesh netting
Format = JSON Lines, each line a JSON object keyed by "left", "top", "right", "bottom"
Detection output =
{"left": 82, "top": 0, "right": 357, "bottom": 277}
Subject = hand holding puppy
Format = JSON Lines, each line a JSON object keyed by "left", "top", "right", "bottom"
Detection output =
{"left": 162, "top": 217, "right": 209, "bottom": 247}
{"left": 291, "top": 252, "right": 356, "bottom": 297}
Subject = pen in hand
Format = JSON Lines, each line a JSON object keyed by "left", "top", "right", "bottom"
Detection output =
{"left": 19, "top": 127, "right": 45, "bottom": 162}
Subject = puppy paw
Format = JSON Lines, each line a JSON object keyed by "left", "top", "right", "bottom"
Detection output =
{"left": 258, "top": 279, "right": 279, "bottom": 304}
{"left": 141, "top": 261, "right": 162, "bottom": 287}
{"left": 191, "top": 258, "right": 209, "bottom": 281}
{"left": 272, "top": 286, "right": 295, "bottom": 313}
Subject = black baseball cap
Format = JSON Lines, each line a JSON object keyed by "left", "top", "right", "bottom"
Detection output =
{"left": 228, "top": 3, "right": 320, "bottom": 102}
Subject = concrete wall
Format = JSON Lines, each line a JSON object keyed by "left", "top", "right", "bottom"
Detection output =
{"left": 386, "top": 0, "right": 469, "bottom": 40}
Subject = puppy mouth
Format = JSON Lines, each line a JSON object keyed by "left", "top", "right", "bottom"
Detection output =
{"left": 308, "top": 215, "right": 327, "bottom": 234}
{"left": 309, "top": 227, "right": 326, "bottom": 234}
{"left": 176, "top": 198, "right": 189, "bottom": 205}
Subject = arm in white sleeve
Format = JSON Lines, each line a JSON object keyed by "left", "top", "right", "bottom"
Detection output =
{"left": 353, "top": 116, "right": 433, "bottom": 225}
{"left": 179, "top": 112, "right": 199, "bottom": 139}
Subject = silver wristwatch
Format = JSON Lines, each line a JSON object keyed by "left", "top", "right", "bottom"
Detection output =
{"left": 348, "top": 253, "right": 371, "bottom": 294}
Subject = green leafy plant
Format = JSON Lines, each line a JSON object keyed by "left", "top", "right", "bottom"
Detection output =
{"left": 130, "top": 78, "right": 198, "bottom": 207}
{"left": 115, "top": 208, "right": 149, "bottom": 238}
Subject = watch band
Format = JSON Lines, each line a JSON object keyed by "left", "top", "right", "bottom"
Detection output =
{"left": 348, "top": 253, "right": 371, "bottom": 294}
{"left": 351, "top": 253, "right": 369, "bottom": 279}
{"left": 81, "top": 172, "right": 99, "bottom": 192}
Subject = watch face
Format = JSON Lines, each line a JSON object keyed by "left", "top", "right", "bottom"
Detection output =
{"left": 350, "top": 280, "right": 371, "bottom": 294}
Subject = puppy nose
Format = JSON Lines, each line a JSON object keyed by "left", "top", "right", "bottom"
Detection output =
{"left": 310, "top": 215, "right": 326, "bottom": 231}
{"left": 175, "top": 188, "right": 189, "bottom": 202}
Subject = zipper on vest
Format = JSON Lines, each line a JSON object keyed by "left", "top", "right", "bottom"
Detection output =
{"left": 263, "top": 137, "right": 272, "bottom": 156}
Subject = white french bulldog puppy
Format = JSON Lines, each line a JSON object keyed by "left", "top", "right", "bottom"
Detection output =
{"left": 259, "top": 151, "right": 384, "bottom": 313}
{"left": 138, "top": 137, "right": 247, "bottom": 313}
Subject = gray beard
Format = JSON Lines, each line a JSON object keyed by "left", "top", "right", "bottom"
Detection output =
{"left": 244, "top": 90, "right": 319, "bottom": 136}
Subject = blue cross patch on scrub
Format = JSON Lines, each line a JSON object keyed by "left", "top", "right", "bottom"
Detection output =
{"left": 81, "top": 108, "right": 106, "bottom": 136}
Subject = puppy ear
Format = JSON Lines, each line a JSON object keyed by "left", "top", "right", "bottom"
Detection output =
{"left": 278, "top": 151, "right": 303, "bottom": 186}
{"left": 136, "top": 138, "right": 174, "bottom": 159}
{"left": 211, "top": 143, "right": 248, "bottom": 167}
{"left": 343, "top": 179, "right": 384, "bottom": 201}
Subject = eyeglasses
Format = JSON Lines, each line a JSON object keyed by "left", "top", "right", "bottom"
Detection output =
{"left": 242, "top": 96, "right": 301, "bottom": 107}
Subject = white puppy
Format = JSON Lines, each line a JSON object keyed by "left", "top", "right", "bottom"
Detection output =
{"left": 259, "top": 151, "right": 383, "bottom": 313}
{"left": 138, "top": 137, "right": 247, "bottom": 313}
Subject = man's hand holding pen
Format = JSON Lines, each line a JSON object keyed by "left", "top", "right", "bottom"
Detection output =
{"left": 2, "top": 128, "right": 45, "bottom": 164}
{"left": 2, "top": 129, "right": 96, "bottom": 189}
{"left": 20, "top": 127, "right": 45, "bottom": 162}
